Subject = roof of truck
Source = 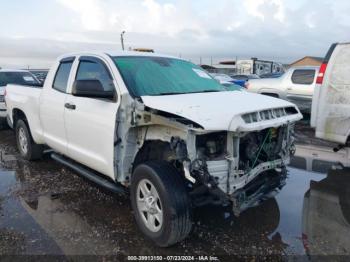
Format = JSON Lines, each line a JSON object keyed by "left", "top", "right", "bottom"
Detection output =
{"left": 58, "top": 51, "right": 179, "bottom": 60}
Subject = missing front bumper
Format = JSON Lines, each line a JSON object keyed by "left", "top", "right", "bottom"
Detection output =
{"left": 230, "top": 169, "right": 287, "bottom": 216}
{"left": 207, "top": 158, "right": 288, "bottom": 195}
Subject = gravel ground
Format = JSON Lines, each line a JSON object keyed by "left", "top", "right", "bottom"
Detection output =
{"left": 0, "top": 125, "right": 349, "bottom": 261}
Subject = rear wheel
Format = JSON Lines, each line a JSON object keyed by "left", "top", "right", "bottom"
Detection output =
{"left": 15, "top": 119, "right": 43, "bottom": 160}
{"left": 131, "top": 161, "right": 192, "bottom": 247}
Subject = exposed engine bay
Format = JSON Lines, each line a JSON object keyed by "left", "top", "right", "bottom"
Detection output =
{"left": 188, "top": 125, "right": 294, "bottom": 214}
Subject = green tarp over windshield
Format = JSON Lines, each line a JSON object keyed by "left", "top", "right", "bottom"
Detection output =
{"left": 113, "top": 56, "right": 225, "bottom": 97}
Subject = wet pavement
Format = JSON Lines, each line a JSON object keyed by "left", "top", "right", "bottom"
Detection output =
{"left": 1, "top": 129, "right": 350, "bottom": 261}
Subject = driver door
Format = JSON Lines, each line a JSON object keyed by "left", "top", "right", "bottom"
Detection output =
{"left": 64, "top": 56, "right": 119, "bottom": 179}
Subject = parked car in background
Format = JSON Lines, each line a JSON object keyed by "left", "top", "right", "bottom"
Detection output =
{"left": 0, "top": 69, "right": 42, "bottom": 128}
{"left": 30, "top": 69, "right": 49, "bottom": 83}
{"left": 311, "top": 43, "right": 350, "bottom": 146}
{"left": 0, "top": 69, "right": 42, "bottom": 87}
{"left": 220, "top": 82, "right": 245, "bottom": 92}
{"left": 231, "top": 74, "right": 260, "bottom": 81}
{"left": 5, "top": 51, "right": 302, "bottom": 247}
{"left": 247, "top": 66, "right": 319, "bottom": 113}
{"left": 0, "top": 86, "right": 5, "bottom": 128}
{"left": 260, "top": 72, "right": 284, "bottom": 79}
{"left": 210, "top": 73, "right": 235, "bottom": 83}
{"left": 210, "top": 73, "right": 246, "bottom": 87}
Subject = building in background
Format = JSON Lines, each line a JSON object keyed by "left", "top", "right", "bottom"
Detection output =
{"left": 290, "top": 56, "right": 323, "bottom": 67}
{"left": 201, "top": 58, "right": 284, "bottom": 76}
{"left": 200, "top": 60, "right": 236, "bottom": 75}
{"left": 236, "top": 58, "right": 284, "bottom": 75}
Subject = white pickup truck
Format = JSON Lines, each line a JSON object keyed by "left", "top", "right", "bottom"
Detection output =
{"left": 247, "top": 66, "right": 319, "bottom": 113}
{"left": 5, "top": 52, "right": 302, "bottom": 246}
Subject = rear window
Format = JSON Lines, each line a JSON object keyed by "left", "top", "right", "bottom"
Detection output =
{"left": 53, "top": 61, "right": 73, "bottom": 93}
{"left": 0, "top": 72, "right": 41, "bottom": 87}
{"left": 291, "top": 69, "right": 316, "bottom": 85}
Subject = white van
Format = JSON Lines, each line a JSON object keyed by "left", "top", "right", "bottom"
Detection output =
{"left": 311, "top": 43, "right": 350, "bottom": 145}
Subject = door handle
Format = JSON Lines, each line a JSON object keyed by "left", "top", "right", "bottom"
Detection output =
{"left": 65, "top": 103, "right": 76, "bottom": 110}
{"left": 287, "top": 87, "right": 293, "bottom": 90}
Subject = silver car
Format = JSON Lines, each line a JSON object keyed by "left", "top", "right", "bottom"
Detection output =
{"left": 247, "top": 66, "right": 319, "bottom": 113}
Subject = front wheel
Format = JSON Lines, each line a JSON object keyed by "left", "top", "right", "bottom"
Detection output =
{"left": 131, "top": 161, "right": 193, "bottom": 247}
{"left": 15, "top": 119, "right": 43, "bottom": 160}
{"left": 0, "top": 118, "right": 7, "bottom": 130}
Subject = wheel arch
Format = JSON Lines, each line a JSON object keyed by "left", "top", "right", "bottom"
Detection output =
{"left": 132, "top": 139, "right": 176, "bottom": 172}
{"left": 12, "top": 108, "right": 28, "bottom": 125}
{"left": 12, "top": 108, "right": 44, "bottom": 144}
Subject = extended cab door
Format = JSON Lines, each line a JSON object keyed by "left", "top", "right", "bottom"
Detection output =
{"left": 64, "top": 56, "right": 119, "bottom": 179}
{"left": 40, "top": 57, "right": 75, "bottom": 154}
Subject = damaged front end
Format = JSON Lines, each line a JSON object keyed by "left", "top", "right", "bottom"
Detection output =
{"left": 188, "top": 124, "right": 295, "bottom": 215}
{"left": 128, "top": 97, "right": 300, "bottom": 215}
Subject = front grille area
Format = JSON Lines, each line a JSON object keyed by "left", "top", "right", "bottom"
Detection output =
{"left": 242, "top": 107, "right": 298, "bottom": 124}
{"left": 0, "top": 95, "right": 4, "bottom": 103}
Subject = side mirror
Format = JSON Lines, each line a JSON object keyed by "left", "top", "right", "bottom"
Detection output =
{"left": 72, "top": 80, "right": 115, "bottom": 99}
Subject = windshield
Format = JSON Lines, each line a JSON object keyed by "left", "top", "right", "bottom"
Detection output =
{"left": 0, "top": 71, "right": 41, "bottom": 87}
{"left": 113, "top": 56, "right": 225, "bottom": 97}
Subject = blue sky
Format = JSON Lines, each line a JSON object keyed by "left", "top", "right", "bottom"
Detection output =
{"left": 0, "top": 0, "right": 349, "bottom": 68}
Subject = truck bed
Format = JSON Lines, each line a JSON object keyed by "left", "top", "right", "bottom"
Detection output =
{"left": 5, "top": 84, "right": 43, "bottom": 138}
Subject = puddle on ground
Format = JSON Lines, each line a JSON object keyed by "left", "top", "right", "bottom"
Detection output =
{"left": 1, "top": 130, "right": 350, "bottom": 258}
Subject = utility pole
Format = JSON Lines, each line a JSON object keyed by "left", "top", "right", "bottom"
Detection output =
{"left": 120, "top": 31, "right": 126, "bottom": 51}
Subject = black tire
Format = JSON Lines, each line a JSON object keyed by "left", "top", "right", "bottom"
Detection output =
{"left": 15, "top": 119, "right": 43, "bottom": 160}
{"left": 0, "top": 118, "right": 7, "bottom": 130}
{"left": 131, "top": 161, "right": 192, "bottom": 247}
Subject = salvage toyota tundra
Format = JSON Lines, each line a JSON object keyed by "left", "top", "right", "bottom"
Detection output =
{"left": 5, "top": 52, "right": 302, "bottom": 246}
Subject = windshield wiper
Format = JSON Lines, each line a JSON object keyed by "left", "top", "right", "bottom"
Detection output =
{"left": 157, "top": 90, "right": 221, "bottom": 96}
{"left": 200, "top": 90, "right": 221, "bottom": 93}
{"left": 185, "top": 90, "right": 222, "bottom": 94}
{"left": 158, "top": 92, "right": 186, "bottom": 96}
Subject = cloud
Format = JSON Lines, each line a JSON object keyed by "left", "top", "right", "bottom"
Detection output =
{"left": 0, "top": 0, "right": 349, "bottom": 68}
{"left": 55, "top": 0, "right": 202, "bottom": 36}
{"left": 244, "top": 0, "right": 285, "bottom": 22}
{"left": 57, "top": 0, "right": 105, "bottom": 31}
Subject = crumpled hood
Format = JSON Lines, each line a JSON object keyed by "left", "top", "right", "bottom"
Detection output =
{"left": 142, "top": 91, "right": 301, "bottom": 131}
